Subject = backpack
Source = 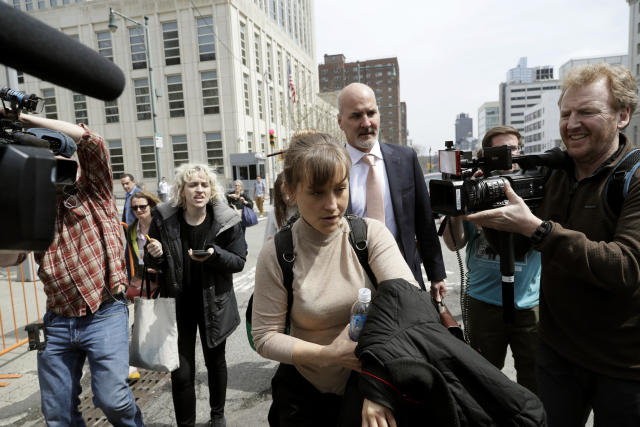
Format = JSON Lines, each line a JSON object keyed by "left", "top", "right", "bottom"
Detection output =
{"left": 245, "top": 214, "right": 376, "bottom": 351}
{"left": 605, "top": 148, "right": 640, "bottom": 216}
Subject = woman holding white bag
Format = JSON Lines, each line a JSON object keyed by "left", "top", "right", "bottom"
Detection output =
{"left": 145, "top": 163, "right": 247, "bottom": 427}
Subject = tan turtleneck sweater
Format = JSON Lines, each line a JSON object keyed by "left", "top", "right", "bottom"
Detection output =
{"left": 252, "top": 216, "right": 418, "bottom": 394}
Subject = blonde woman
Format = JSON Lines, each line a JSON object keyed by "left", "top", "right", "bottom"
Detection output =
{"left": 145, "top": 163, "right": 247, "bottom": 427}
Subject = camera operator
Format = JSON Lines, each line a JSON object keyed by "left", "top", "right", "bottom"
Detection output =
{"left": 443, "top": 126, "right": 540, "bottom": 395}
{"left": 0, "top": 109, "right": 144, "bottom": 425}
{"left": 466, "top": 64, "right": 640, "bottom": 426}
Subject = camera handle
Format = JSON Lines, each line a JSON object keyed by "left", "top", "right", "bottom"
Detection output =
{"left": 497, "top": 231, "right": 516, "bottom": 323}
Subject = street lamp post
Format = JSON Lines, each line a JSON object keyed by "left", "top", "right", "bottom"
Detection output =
{"left": 109, "top": 8, "right": 162, "bottom": 193}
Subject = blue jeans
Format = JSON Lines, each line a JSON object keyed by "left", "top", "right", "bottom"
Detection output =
{"left": 538, "top": 341, "right": 640, "bottom": 427}
{"left": 38, "top": 297, "right": 144, "bottom": 426}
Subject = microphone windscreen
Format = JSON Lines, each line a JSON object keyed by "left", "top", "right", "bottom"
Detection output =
{"left": 0, "top": 3, "right": 125, "bottom": 101}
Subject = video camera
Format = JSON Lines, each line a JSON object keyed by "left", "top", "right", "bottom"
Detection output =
{"left": 0, "top": 88, "right": 78, "bottom": 252}
{"left": 429, "top": 140, "right": 566, "bottom": 216}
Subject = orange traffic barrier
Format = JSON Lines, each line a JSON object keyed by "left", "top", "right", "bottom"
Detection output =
{"left": 0, "top": 253, "right": 43, "bottom": 357}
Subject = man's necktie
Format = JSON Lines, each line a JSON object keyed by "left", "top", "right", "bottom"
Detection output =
{"left": 363, "top": 154, "right": 385, "bottom": 223}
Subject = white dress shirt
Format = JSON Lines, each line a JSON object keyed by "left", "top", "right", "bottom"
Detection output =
{"left": 346, "top": 141, "right": 398, "bottom": 238}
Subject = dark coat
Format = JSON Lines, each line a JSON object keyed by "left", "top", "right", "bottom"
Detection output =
{"left": 144, "top": 200, "right": 247, "bottom": 348}
{"left": 226, "top": 190, "right": 254, "bottom": 210}
{"left": 348, "top": 143, "right": 446, "bottom": 289}
{"left": 355, "top": 278, "right": 546, "bottom": 427}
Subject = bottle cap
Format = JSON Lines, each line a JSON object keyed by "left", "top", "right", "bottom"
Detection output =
{"left": 358, "top": 288, "right": 371, "bottom": 303}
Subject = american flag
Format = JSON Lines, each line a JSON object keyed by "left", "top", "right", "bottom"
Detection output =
{"left": 288, "top": 66, "right": 296, "bottom": 103}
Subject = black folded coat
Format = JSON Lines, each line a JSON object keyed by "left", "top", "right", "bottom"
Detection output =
{"left": 354, "top": 278, "right": 546, "bottom": 427}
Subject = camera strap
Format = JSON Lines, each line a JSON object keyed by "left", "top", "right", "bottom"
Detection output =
{"left": 605, "top": 148, "right": 640, "bottom": 217}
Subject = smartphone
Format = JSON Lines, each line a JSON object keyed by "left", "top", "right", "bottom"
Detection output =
{"left": 191, "top": 249, "right": 210, "bottom": 257}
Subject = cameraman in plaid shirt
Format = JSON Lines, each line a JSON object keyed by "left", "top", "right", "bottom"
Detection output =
{"left": 1, "top": 111, "right": 144, "bottom": 426}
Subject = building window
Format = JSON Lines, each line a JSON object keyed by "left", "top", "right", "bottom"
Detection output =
{"left": 72, "top": 93, "right": 88, "bottom": 125}
{"left": 17, "top": 71, "right": 24, "bottom": 84}
{"left": 261, "top": 134, "right": 267, "bottom": 153}
{"left": 139, "top": 138, "right": 157, "bottom": 179}
{"left": 277, "top": 49, "right": 284, "bottom": 86}
{"left": 13, "top": 0, "right": 20, "bottom": 9}
{"left": 257, "top": 83, "right": 264, "bottom": 120}
{"left": 96, "top": 31, "right": 113, "bottom": 61}
{"left": 37, "top": 0, "right": 45, "bottom": 9}
{"left": 197, "top": 16, "right": 215, "bottom": 61}
{"left": 240, "top": 22, "right": 248, "bottom": 66}
{"left": 50, "top": 0, "right": 57, "bottom": 6}
{"left": 129, "top": 26, "right": 147, "bottom": 69}
{"left": 42, "top": 88, "right": 57, "bottom": 119}
{"left": 247, "top": 131, "right": 253, "bottom": 152}
{"left": 107, "top": 140, "right": 125, "bottom": 177}
{"left": 25, "top": 0, "right": 33, "bottom": 10}
{"left": 266, "top": 42, "right": 273, "bottom": 81}
{"left": 270, "top": 0, "right": 277, "bottom": 20}
{"left": 254, "top": 32, "right": 261, "bottom": 73}
{"left": 279, "top": 0, "right": 285, "bottom": 27}
{"left": 243, "top": 73, "right": 251, "bottom": 115}
{"left": 269, "top": 87, "right": 275, "bottom": 123}
{"left": 104, "top": 99, "right": 119, "bottom": 123}
{"left": 205, "top": 132, "right": 224, "bottom": 174}
{"left": 162, "top": 21, "right": 180, "bottom": 66}
{"left": 171, "top": 135, "right": 189, "bottom": 168}
{"left": 167, "top": 75, "right": 185, "bottom": 118}
{"left": 280, "top": 91, "right": 286, "bottom": 124}
{"left": 134, "top": 78, "right": 151, "bottom": 120}
{"left": 201, "top": 71, "right": 219, "bottom": 115}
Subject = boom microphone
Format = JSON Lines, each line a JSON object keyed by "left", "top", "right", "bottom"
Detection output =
{"left": 0, "top": 3, "right": 125, "bottom": 101}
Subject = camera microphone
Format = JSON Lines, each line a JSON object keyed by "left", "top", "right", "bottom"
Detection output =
{"left": 0, "top": 3, "right": 125, "bottom": 101}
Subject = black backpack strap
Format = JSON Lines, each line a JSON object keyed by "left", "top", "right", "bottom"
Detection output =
{"left": 274, "top": 222, "right": 296, "bottom": 330}
{"left": 606, "top": 148, "right": 640, "bottom": 216}
{"left": 345, "top": 214, "right": 377, "bottom": 289}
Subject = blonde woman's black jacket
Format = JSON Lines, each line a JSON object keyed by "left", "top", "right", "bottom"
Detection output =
{"left": 354, "top": 279, "right": 545, "bottom": 427}
{"left": 144, "top": 199, "right": 247, "bottom": 348}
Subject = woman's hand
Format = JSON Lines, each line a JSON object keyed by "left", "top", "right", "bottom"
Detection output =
{"left": 146, "top": 237, "right": 164, "bottom": 258}
{"left": 188, "top": 248, "right": 215, "bottom": 262}
{"left": 362, "top": 399, "right": 397, "bottom": 427}
{"left": 320, "top": 325, "right": 361, "bottom": 372}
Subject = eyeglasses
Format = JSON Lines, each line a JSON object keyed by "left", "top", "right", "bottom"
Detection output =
{"left": 131, "top": 204, "right": 149, "bottom": 211}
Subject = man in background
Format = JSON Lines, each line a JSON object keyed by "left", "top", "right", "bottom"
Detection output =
{"left": 443, "top": 125, "right": 540, "bottom": 394}
{"left": 254, "top": 175, "right": 266, "bottom": 217}
{"left": 121, "top": 173, "right": 141, "bottom": 225}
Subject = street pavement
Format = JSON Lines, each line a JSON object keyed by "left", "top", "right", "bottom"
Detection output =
{"left": 0, "top": 201, "right": 593, "bottom": 426}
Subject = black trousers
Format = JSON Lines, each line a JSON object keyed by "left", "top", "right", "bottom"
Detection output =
{"left": 538, "top": 341, "right": 640, "bottom": 427}
{"left": 268, "top": 363, "right": 363, "bottom": 427}
{"left": 172, "top": 291, "right": 228, "bottom": 427}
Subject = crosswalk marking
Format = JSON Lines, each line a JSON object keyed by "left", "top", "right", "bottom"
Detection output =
{"left": 234, "top": 267, "right": 256, "bottom": 294}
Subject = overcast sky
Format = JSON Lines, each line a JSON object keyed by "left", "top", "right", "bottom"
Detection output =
{"left": 314, "top": 0, "right": 630, "bottom": 153}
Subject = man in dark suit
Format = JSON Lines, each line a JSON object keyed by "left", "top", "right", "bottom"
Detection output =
{"left": 120, "top": 173, "right": 142, "bottom": 226}
{"left": 338, "top": 82, "right": 447, "bottom": 298}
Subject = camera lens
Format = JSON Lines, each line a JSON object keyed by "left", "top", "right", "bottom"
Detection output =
{"left": 464, "top": 177, "right": 507, "bottom": 212}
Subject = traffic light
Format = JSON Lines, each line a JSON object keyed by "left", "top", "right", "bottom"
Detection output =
{"left": 269, "top": 132, "right": 276, "bottom": 148}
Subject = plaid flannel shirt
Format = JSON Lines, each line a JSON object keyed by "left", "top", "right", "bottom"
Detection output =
{"left": 35, "top": 125, "right": 127, "bottom": 317}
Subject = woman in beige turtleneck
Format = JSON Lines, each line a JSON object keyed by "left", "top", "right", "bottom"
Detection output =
{"left": 252, "top": 131, "right": 418, "bottom": 427}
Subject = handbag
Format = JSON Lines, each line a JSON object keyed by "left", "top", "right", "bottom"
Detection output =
{"left": 129, "top": 268, "right": 180, "bottom": 372}
{"left": 434, "top": 299, "right": 466, "bottom": 342}
{"left": 241, "top": 205, "right": 258, "bottom": 227}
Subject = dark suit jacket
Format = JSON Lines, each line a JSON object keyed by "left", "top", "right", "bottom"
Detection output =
{"left": 347, "top": 142, "right": 446, "bottom": 289}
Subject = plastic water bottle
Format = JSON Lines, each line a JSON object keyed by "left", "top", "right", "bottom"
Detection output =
{"left": 349, "top": 288, "right": 372, "bottom": 341}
